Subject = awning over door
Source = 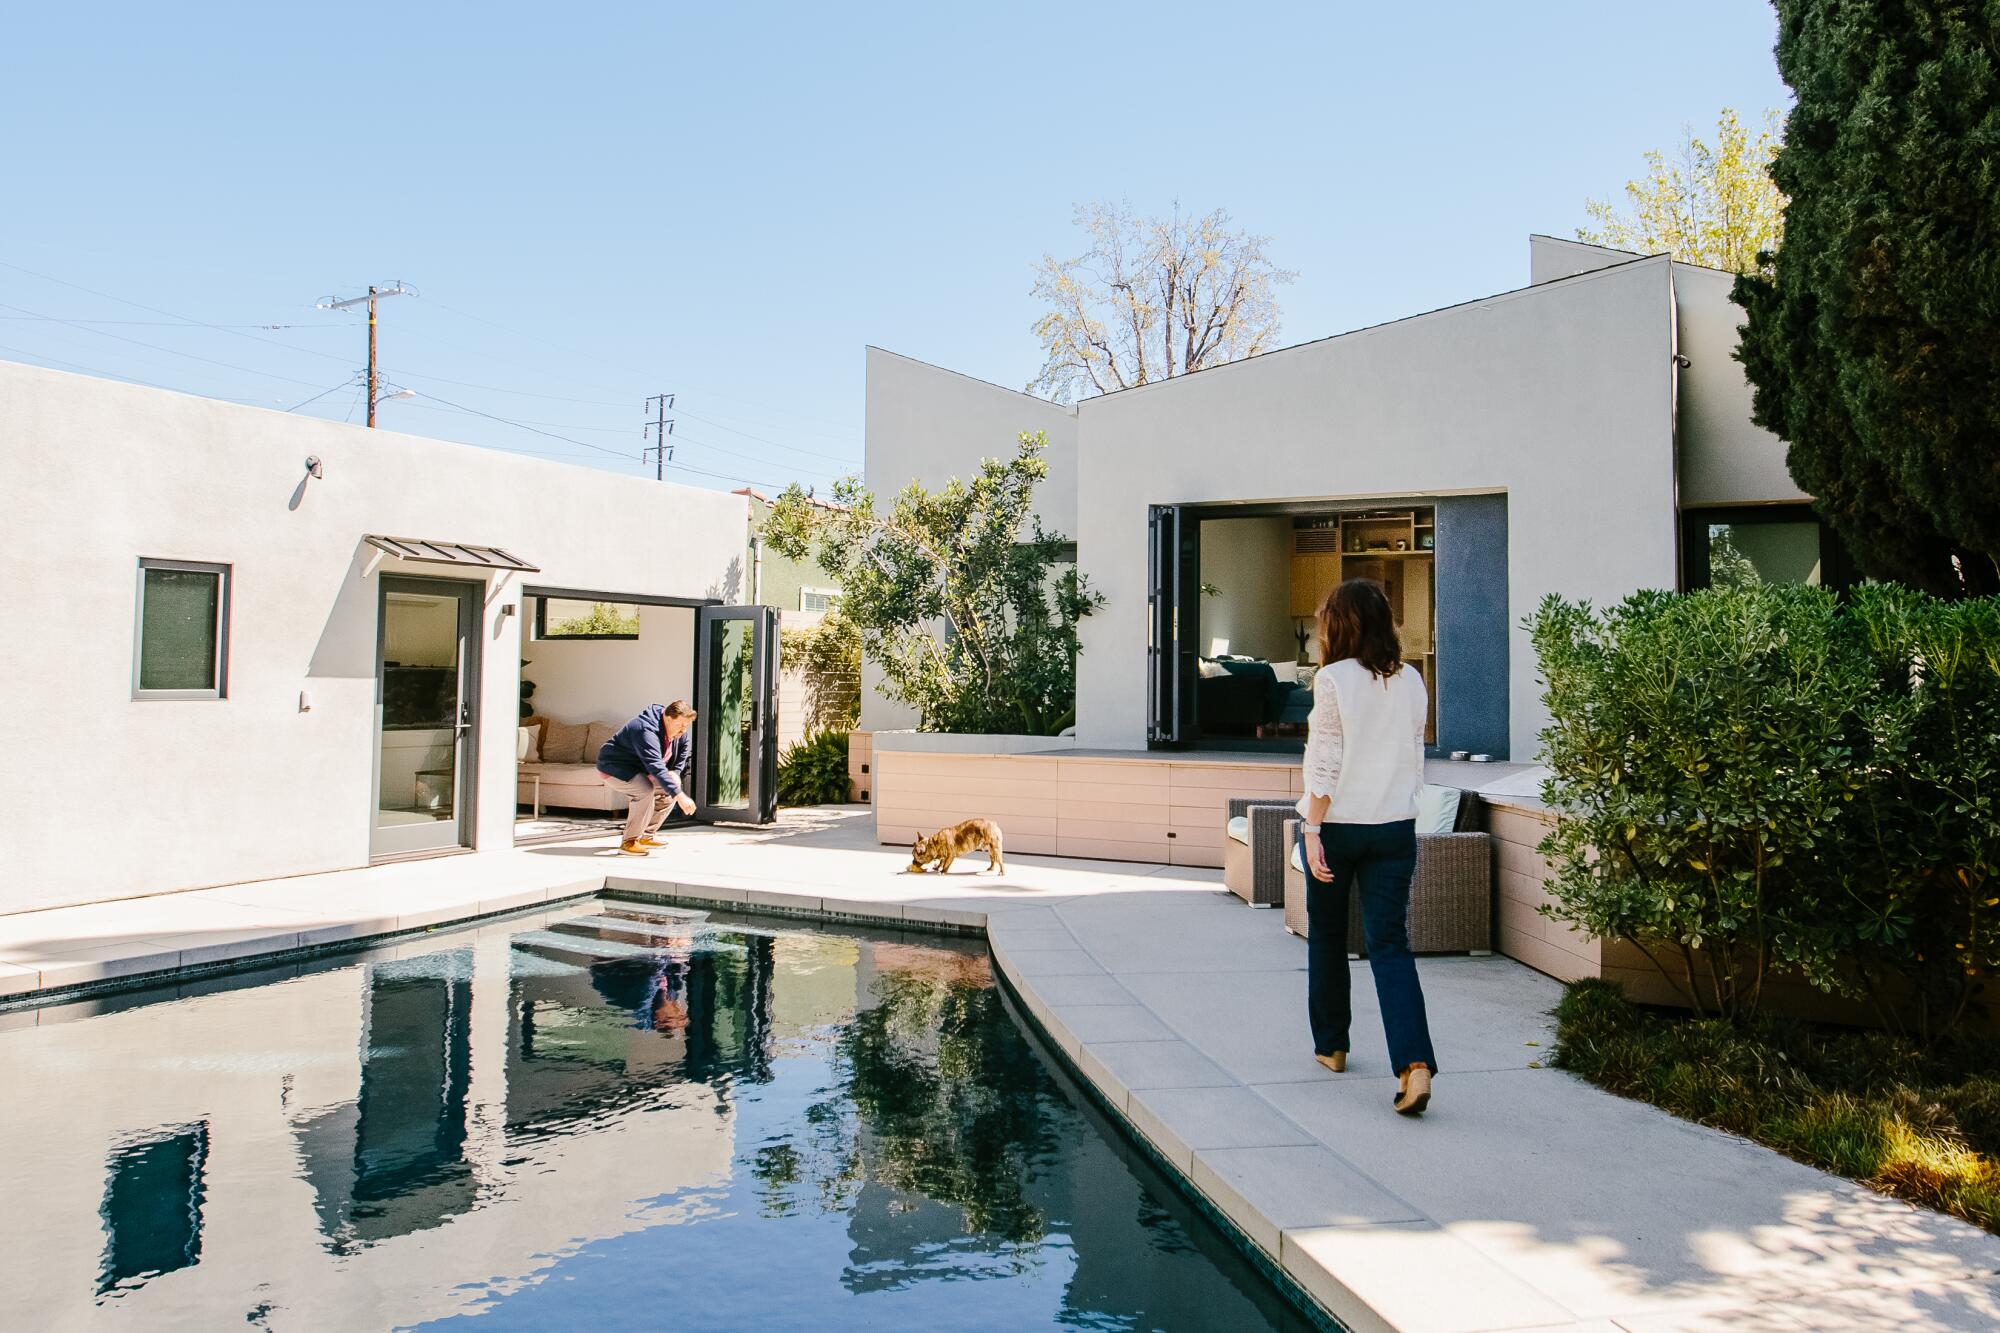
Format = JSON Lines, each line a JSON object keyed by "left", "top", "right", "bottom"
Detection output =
{"left": 364, "top": 534, "right": 540, "bottom": 573}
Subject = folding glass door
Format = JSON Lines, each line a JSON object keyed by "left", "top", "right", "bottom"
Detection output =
{"left": 692, "top": 604, "right": 778, "bottom": 824}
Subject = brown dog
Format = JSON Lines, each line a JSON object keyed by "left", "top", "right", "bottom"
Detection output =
{"left": 909, "top": 818, "right": 1005, "bottom": 876}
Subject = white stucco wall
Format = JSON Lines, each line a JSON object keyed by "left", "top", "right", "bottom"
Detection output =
{"left": 1529, "top": 233, "right": 1647, "bottom": 284}
{"left": 859, "top": 346, "right": 1079, "bottom": 732}
{"left": 1671, "top": 262, "right": 1806, "bottom": 507}
{"left": 0, "top": 360, "right": 747, "bottom": 913}
{"left": 1069, "top": 256, "right": 1681, "bottom": 758}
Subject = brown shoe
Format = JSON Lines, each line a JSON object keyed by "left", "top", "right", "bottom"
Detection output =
{"left": 1394, "top": 1065, "right": 1432, "bottom": 1116}
{"left": 638, "top": 836, "right": 666, "bottom": 848}
{"left": 618, "top": 840, "right": 651, "bottom": 857}
{"left": 1314, "top": 1051, "right": 1347, "bottom": 1073}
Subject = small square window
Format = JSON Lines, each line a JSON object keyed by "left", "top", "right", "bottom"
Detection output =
{"left": 135, "top": 560, "right": 229, "bottom": 699}
{"left": 799, "top": 588, "right": 839, "bottom": 614}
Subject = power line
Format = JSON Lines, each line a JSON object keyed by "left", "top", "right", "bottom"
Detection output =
{"left": 0, "top": 343, "right": 174, "bottom": 390}
{"left": 0, "top": 299, "right": 329, "bottom": 387}
{"left": 0, "top": 316, "right": 342, "bottom": 329}
{"left": 667, "top": 403, "right": 859, "bottom": 463}
{"left": 286, "top": 375, "right": 360, "bottom": 413}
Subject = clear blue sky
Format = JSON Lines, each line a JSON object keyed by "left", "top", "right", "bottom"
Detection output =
{"left": 1, "top": 2, "right": 1790, "bottom": 493}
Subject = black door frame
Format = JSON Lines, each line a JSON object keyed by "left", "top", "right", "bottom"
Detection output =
{"left": 371, "top": 574, "right": 484, "bottom": 861}
{"left": 692, "top": 604, "right": 780, "bottom": 824}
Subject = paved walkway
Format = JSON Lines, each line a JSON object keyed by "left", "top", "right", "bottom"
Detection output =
{"left": 4, "top": 809, "right": 1998, "bottom": 1331}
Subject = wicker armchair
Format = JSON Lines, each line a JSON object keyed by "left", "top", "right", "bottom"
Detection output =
{"left": 1223, "top": 797, "right": 1299, "bottom": 906}
{"left": 1282, "top": 806, "right": 1493, "bottom": 955}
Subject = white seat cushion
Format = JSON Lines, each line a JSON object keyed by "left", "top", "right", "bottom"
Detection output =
{"left": 1290, "top": 838, "right": 1304, "bottom": 873}
{"left": 1225, "top": 815, "right": 1249, "bottom": 846}
{"left": 1416, "top": 783, "right": 1462, "bottom": 836}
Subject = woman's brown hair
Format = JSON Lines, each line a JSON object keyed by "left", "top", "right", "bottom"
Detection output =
{"left": 1316, "top": 578, "right": 1404, "bottom": 679}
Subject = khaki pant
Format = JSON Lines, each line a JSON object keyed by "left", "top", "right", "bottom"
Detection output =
{"left": 602, "top": 772, "right": 673, "bottom": 843}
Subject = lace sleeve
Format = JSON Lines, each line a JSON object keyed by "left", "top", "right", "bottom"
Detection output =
{"left": 1301, "top": 668, "right": 1343, "bottom": 804}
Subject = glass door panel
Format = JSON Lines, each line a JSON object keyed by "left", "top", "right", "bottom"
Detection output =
{"left": 693, "top": 605, "right": 777, "bottom": 824}
{"left": 372, "top": 577, "right": 480, "bottom": 858}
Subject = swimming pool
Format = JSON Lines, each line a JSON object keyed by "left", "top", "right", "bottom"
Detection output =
{"left": 0, "top": 899, "right": 1314, "bottom": 1330}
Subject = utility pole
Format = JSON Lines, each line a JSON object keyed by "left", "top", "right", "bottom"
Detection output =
{"left": 318, "top": 281, "right": 413, "bottom": 427}
{"left": 644, "top": 393, "right": 676, "bottom": 479}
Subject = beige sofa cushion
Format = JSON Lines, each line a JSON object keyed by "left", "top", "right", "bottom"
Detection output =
{"left": 584, "top": 721, "right": 622, "bottom": 759}
{"left": 540, "top": 719, "right": 589, "bottom": 765}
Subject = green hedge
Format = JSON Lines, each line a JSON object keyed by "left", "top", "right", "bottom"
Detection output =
{"left": 1531, "top": 584, "right": 2000, "bottom": 1038}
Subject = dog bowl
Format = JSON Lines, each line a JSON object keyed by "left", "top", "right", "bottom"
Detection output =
{"left": 1448, "top": 750, "right": 1470, "bottom": 761}
{"left": 1469, "top": 753, "right": 1494, "bottom": 763}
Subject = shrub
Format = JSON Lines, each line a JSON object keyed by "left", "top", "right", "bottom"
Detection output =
{"left": 1532, "top": 585, "right": 2000, "bottom": 1039}
{"left": 1531, "top": 585, "right": 1873, "bottom": 1019}
{"left": 762, "top": 432, "right": 1103, "bottom": 736}
{"left": 777, "top": 730, "right": 852, "bottom": 807}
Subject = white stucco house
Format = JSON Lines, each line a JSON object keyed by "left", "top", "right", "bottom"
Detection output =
{"left": 0, "top": 360, "right": 782, "bottom": 915}
{"left": 863, "top": 235, "right": 1840, "bottom": 764}
{"left": 855, "top": 236, "right": 1843, "bottom": 866}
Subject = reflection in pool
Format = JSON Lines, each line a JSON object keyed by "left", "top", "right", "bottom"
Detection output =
{"left": 0, "top": 902, "right": 1313, "bottom": 1330}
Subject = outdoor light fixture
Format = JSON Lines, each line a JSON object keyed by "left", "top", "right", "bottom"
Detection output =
{"left": 304, "top": 455, "right": 324, "bottom": 480}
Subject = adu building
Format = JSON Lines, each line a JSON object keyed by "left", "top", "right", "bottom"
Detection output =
{"left": 858, "top": 236, "right": 1841, "bottom": 862}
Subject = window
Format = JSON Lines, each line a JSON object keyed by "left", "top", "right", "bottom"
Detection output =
{"left": 534, "top": 597, "right": 641, "bottom": 639}
{"left": 134, "top": 560, "right": 229, "bottom": 699}
{"left": 1682, "top": 507, "right": 1852, "bottom": 591}
{"left": 799, "top": 587, "right": 840, "bottom": 614}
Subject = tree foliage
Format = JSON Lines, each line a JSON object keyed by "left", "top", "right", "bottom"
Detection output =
{"left": 1580, "top": 107, "right": 1786, "bottom": 274}
{"left": 776, "top": 729, "right": 852, "bottom": 806}
{"left": 547, "top": 602, "right": 640, "bottom": 636}
{"left": 1028, "top": 201, "right": 1294, "bottom": 403}
{"left": 762, "top": 432, "right": 1102, "bottom": 735}
{"left": 1733, "top": 3, "right": 2000, "bottom": 596}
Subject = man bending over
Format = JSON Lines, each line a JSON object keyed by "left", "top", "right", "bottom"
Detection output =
{"left": 598, "top": 700, "right": 697, "bottom": 856}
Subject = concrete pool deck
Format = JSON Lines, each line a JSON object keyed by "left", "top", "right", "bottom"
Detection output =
{"left": 4, "top": 807, "right": 1999, "bottom": 1331}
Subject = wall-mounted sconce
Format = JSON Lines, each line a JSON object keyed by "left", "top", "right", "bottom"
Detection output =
{"left": 304, "top": 455, "right": 324, "bottom": 480}
{"left": 498, "top": 603, "right": 518, "bottom": 619}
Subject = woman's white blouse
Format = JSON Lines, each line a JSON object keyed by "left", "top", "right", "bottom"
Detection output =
{"left": 1297, "top": 659, "right": 1428, "bottom": 824}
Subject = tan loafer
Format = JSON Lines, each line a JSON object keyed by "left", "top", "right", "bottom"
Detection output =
{"left": 618, "top": 840, "right": 651, "bottom": 857}
{"left": 1394, "top": 1065, "right": 1432, "bottom": 1116}
{"left": 1314, "top": 1051, "right": 1348, "bottom": 1073}
{"left": 639, "top": 836, "right": 666, "bottom": 848}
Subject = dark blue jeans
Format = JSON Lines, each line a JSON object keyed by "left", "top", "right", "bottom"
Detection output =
{"left": 1300, "top": 819, "right": 1437, "bottom": 1075}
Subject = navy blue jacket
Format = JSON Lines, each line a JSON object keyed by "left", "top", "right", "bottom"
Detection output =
{"left": 597, "top": 704, "right": 692, "bottom": 798}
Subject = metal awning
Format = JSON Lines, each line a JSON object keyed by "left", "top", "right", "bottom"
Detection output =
{"left": 364, "top": 534, "right": 540, "bottom": 573}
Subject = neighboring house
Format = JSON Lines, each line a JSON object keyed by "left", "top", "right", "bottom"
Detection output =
{"left": 735, "top": 487, "right": 844, "bottom": 616}
{"left": 862, "top": 235, "right": 1841, "bottom": 765}
{"left": 0, "top": 360, "right": 775, "bottom": 915}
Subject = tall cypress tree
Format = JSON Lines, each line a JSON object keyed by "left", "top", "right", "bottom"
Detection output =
{"left": 1734, "top": 1, "right": 2000, "bottom": 596}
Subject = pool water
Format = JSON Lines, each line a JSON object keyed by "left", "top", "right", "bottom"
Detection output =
{"left": 0, "top": 901, "right": 1314, "bottom": 1330}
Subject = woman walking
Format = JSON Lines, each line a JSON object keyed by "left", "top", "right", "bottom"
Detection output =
{"left": 1297, "top": 578, "right": 1437, "bottom": 1115}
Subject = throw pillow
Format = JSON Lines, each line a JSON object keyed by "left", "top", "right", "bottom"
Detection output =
{"left": 517, "top": 726, "right": 541, "bottom": 763}
{"left": 584, "top": 721, "right": 621, "bottom": 759}
{"left": 1225, "top": 815, "right": 1250, "bottom": 845}
{"left": 1197, "top": 658, "right": 1230, "bottom": 680}
{"left": 1269, "top": 660, "right": 1299, "bottom": 684}
{"left": 1415, "top": 783, "right": 1462, "bottom": 836}
{"left": 540, "top": 719, "right": 589, "bottom": 765}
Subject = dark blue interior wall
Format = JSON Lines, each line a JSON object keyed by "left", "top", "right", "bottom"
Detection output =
{"left": 1433, "top": 494, "right": 1509, "bottom": 758}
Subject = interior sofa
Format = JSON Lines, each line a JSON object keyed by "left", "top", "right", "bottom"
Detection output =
{"left": 518, "top": 716, "right": 626, "bottom": 814}
{"left": 1196, "top": 658, "right": 1313, "bottom": 735}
